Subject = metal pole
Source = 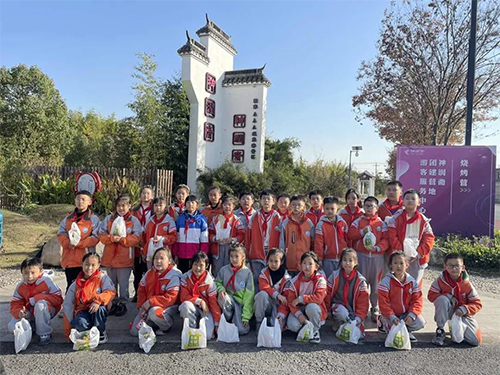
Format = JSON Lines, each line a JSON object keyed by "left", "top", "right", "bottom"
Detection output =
{"left": 465, "top": 0, "right": 478, "bottom": 146}
{"left": 348, "top": 150, "right": 352, "bottom": 188}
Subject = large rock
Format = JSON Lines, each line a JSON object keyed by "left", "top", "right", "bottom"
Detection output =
{"left": 429, "top": 246, "right": 445, "bottom": 267}
{"left": 41, "top": 236, "right": 62, "bottom": 267}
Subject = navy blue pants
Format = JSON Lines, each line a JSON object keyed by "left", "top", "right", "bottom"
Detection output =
{"left": 71, "top": 306, "right": 108, "bottom": 334}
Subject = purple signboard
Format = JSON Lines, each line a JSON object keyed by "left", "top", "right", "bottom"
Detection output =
{"left": 396, "top": 146, "right": 496, "bottom": 237}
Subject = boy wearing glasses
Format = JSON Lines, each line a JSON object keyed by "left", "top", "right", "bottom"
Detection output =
{"left": 428, "top": 253, "right": 482, "bottom": 346}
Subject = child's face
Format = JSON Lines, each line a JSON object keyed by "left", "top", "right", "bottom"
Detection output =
{"left": 116, "top": 199, "right": 131, "bottom": 216}
{"left": 445, "top": 259, "right": 464, "bottom": 279}
{"left": 176, "top": 188, "right": 189, "bottom": 204}
{"left": 192, "top": 260, "right": 207, "bottom": 277}
{"left": 154, "top": 250, "right": 170, "bottom": 272}
{"left": 222, "top": 200, "right": 234, "bottom": 215}
{"left": 403, "top": 193, "right": 419, "bottom": 212}
{"left": 239, "top": 194, "right": 254, "bottom": 211}
{"left": 75, "top": 194, "right": 92, "bottom": 212}
{"left": 309, "top": 194, "right": 322, "bottom": 210}
{"left": 386, "top": 185, "right": 402, "bottom": 201}
{"left": 22, "top": 266, "right": 42, "bottom": 284}
{"left": 185, "top": 200, "right": 198, "bottom": 213}
{"left": 346, "top": 193, "right": 359, "bottom": 208}
{"left": 342, "top": 253, "right": 357, "bottom": 274}
{"left": 324, "top": 203, "right": 339, "bottom": 219}
{"left": 290, "top": 199, "right": 305, "bottom": 216}
{"left": 277, "top": 197, "right": 290, "bottom": 212}
{"left": 154, "top": 201, "right": 167, "bottom": 215}
{"left": 301, "top": 256, "right": 318, "bottom": 278}
{"left": 390, "top": 255, "right": 408, "bottom": 277}
{"left": 268, "top": 253, "right": 283, "bottom": 272}
{"left": 230, "top": 250, "right": 245, "bottom": 268}
{"left": 208, "top": 189, "right": 221, "bottom": 205}
{"left": 260, "top": 195, "right": 275, "bottom": 212}
{"left": 363, "top": 201, "right": 377, "bottom": 216}
{"left": 141, "top": 188, "right": 154, "bottom": 204}
{"left": 82, "top": 256, "right": 100, "bottom": 278}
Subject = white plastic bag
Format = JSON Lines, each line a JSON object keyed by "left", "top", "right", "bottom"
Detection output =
{"left": 257, "top": 317, "right": 281, "bottom": 348}
{"left": 385, "top": 321, "right": 411, "bottom": 350}
{"left": 138, "top": 322, "right": 156, "bottom": 353}
{"left": 336, "top": 320, "right": 362, "bottom": 344}
{"left": 69, "top": 326, "right": 100, "bottom": 351}
{"left": 147, "top": 237, "right": 164, "bottom": 262}
{"left": 403, "top": 238, "right": 419, "bottom": 258}
{"left": 296, "top": 320, "right": 314, "bottom": 342}
{"left": 13, "top": 318, "right": 32, "bottom": 354}
{"left": 110, "top": 216, "right": 127, "bottom": 237}
{"left": 181, "top": 318, "right": 207, "bottom": 350}
{"left": 449, "top": 313, "right": 467, "bottom": 343}
{"left": 69, "top": 222, "right": 81, "bottom": 247}
{"left": 363, "top": 228, "right": 376, "bottom": 250}
{"left": 217, "top": 315, "right": 239, "bottom": 343}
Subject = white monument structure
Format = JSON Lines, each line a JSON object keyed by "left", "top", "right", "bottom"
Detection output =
{"left": 178, "top": 15, "right": 271, "bottom": 190}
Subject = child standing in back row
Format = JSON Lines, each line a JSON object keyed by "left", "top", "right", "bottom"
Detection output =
{"left": 378, "top": 181, "right": 403, "bottom": 222}
{"left": 276, "top": 194, "right": 291, "bottom": 220}
{"left": 99, "top": 193, "right": 142, "bottom": 317}
{"left": 234, "top": 191, "right": 256, "bottom": 231}
{"left": 339, "top": 189, "right": 364, "bottom": 249}
{"left": 168, "top": 184, "right": 190, "bottom": 221}
{"left": 201, "top": 186, "right": 223, "bottom": 228}
{"left": 305, "top": 190, "right": 324, "bottom": 227}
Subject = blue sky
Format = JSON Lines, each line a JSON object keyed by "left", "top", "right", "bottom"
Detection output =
{"left": 1, "top": 0, "right": 498, "bottom": 173}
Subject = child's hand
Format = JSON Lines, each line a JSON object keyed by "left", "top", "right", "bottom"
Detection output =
{"left": 113, "top": 235, "right": 121, "bottom": 243}
{"left": 200, "top": 300, "right": 209, "bottom": 314}
{"left": 298, "top": 315, "right": 307, "bottom": 325}
{"left": 242, "top": 321, "right": 249, "bottom": 329}
{"left": 404, "top": 315, "right": 414, "bottom": 325}
{"left": 277, "top": 294, "right": 287, "bottom": 304}
{"left": 392, "top": 317, "right": 400, "bottom": 325}
{"left": 88, "top": 302, "right": 100, "bottom": 314}
{"left": 450, "top": 296, "right": 458, "bottom": 307}
{"left": 219, "top": 291, "right": 227, "bottom": 299}
{"left": 277, "top": 316, "right": 283, "bottom": 326}
{"left": 19, "top": 307, "right": 28, "bottom": 319}
{"left": 153, "top": 235, "right": 162, "bottom": 243}
{"left": 212, "top": 326, "right": 218, "bottom": 340}
{"left": 291, "top": 298, "right": 300, "bottom": 307}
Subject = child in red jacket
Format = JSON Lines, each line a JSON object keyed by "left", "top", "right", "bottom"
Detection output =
{"left": 348, "top": 196, "right": 389, "bottom": 322}
{"left": 339, "top": 189, "right": 364, "bottom": 248}
{"left": 428, "top": 253, "right": 482, "bottom": 346}
{"left": 130, "top": 248, "right": 182, "bottom": 336}
{"left": 168, "top": 184, "right": 190, "bottom": 221}
{"left": 378, "top": 252, "right": 425, "bottom": 341}
{"left": 179, "top": 252, "right": 221, "bottom": 340}
{"left": 201, "top": 186, "right": 223, "bottom": 227}
{"left": 283, "top": 252, "right": 327, "bottom": 344}
{"left": 305, "top": 190, "right": 324, "bottom": 227}
{"left": 325, "top": 249, "right": 369, "bottom": 333}
{"left": 378, "top": 180, "right": 403, "bottom": 221}
{"left": 254, "top": 248, "right": 291, "bottom": 331}
{"left": 9, "top": 257, "right": 63, "bottom": 345}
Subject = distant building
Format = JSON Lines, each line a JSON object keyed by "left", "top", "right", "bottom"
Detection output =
{"left": 178, "top": 15, "right": 271, "bottom": 191}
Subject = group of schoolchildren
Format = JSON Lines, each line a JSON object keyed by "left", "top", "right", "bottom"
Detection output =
{"left": 9, "top": 181, "right": 483, "bottom": 349}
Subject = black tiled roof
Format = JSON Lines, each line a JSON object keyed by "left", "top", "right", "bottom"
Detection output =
{"left": 222, "top": 66, "right": 271, "bottom": 87}
{"left": 196, "top": 14, "right": 237, "bottom": 55}
{"left": 177, "top": 31, "right": 210, "bottom": 64}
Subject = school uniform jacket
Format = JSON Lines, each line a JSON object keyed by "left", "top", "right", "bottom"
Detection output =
{"left": 137, "top": 266, "right": 182, "bottom": 311}
{"left": 201, "top": 202, "right": 223, "bottom": 231}
{"left": 387, "top": 210, "right": 435, "bottom": 265}
{"left": 246, "top": 210, "right": 282, "bottom": 262}
{"left": 278, "top": 209, "right": 290, "bottom": 221}
{"left": 305, "top": 207, "right": 324, "bottom": 227}
{"left": 378, "top": 272, "right": 423, "bottom": 322}
{"left": 10, "top": 275, "right": 63, "bottom": 319}
{"left": 428, "top": 271, "right": 482, "bottom": 316}
{"left": 62, "top": 270, "right": 116, "bottom": 337}
{"left": 57, "top": 209, "right": 100, "bottom": 268}
{"left": 282, "top": 271, "right": 328, "bottom": 321}
{"left": 143, "top": 214, "right": 177, "bottom": 258}
{"left": 348, "top": 215, "right": 389, "bottom": 255}
{"left": 168, "top": 202, "right": 185, "bottom": 222}
{"left": 215, "top": 265, "right": 255, "bottom": 322}
{"left": 314, "top": 215, "right": 348, "bottom": 262}
{"left": 325, "top": 269, "right": 369, "bottom": 321}
{"left": 259, "top": 267, "right": 291, "bottom": 318}
{"left": 339, "top": 206, "right": 364, "bottom": 248}
{"left": 98, "top": 213, "right": 142, "bottom": 268}
{"left": 378, "top": 199, "right": 403, "bottom": 221}
{"left": 175, "top": 211, "right": 209, "bottom": 259}
{"left": 234, "top": 207, "right": 256, "bottom": 231}
{"left": 280, "top": 215, "right": 315, "bottom": 272}
{"left": 180, "top": 270, "right": 221, "bottom": 324}
{"left": 208, "top": 213, "right": 245, "bottom": 257}
{"left": 131, "top": 202, "right": 153, "bottom": 258}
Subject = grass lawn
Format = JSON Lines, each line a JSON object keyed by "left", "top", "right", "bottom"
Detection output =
{"left": 0, "top": 204, "right": 74, "bottom": 269}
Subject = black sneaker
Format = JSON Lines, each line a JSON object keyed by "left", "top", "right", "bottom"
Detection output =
{"left": 376, "top": 315, "right": 386, "bottom": 333}
{"left": 39, "top": 334, "right": 51, "bottom": 346}
{"left": 114, "top": 303, "right": 127, "bottom": 317}
{"left": 131, "top": 295, "right": 138, "bottom": 303}
{"left": 432, "top": 328, "right": 445, "bottom": 346}
{"left": 108, "top": 303, "right": 118, "bottom": 316}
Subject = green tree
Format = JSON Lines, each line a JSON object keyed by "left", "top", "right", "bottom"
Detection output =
{"left": 0, "top": 64, "right": 71, "bottom": 166}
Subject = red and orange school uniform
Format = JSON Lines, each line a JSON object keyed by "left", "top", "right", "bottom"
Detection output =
{"left": 260, "top": 267, "right": 291, "bottom": 320}
{"left": 201, "top": 201, "right": 223, "bottom": 230}
{"left": 277, "top": 209, "right": 290, "bottom": 221}
{"left": 378, "top": 198, "right": 403, "bottom": 222}
{"left": 143, "top": 213, "right": 177, "bottom": 259}
{"left": 246, "top": 209, "right": 282, "bottom": 261}
{"left": 339, "top": 205, "right": 364, "bottom": 248}
{"left": 305, "top": 207, "right": 324, "bottom": 227}
{"left": 180, "top": 270, "right": 222, "bottom": 324}
{"left": 280, "top": 215, "right": 315, "bottom": 273}
{"left": 137, "top": 265, "right": 182, "bottom": 314}
{"left": 168, "top": 202, "right": 185, "bottom": 222}
{"left": 314, "top": 215, "right": 348, "bottom": 275}
{"left": 234, "top": 207, "right": 256, "bottom": 231}
{"left": 208, "top": 213, "right": 245, "bottom": 255}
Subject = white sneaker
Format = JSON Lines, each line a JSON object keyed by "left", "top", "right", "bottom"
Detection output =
{"left": 99, "top": 331, "right": 108, "bottom": 344}
{"left": 309, "top": 331, "right": 321, "bottom": 344}
{"left": 408, "top": 332, "right": 418, "bottom": 342}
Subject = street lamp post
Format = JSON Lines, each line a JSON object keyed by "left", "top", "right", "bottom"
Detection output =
{"left": 348, "top": 146, "right": 363, "bottom": 188}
